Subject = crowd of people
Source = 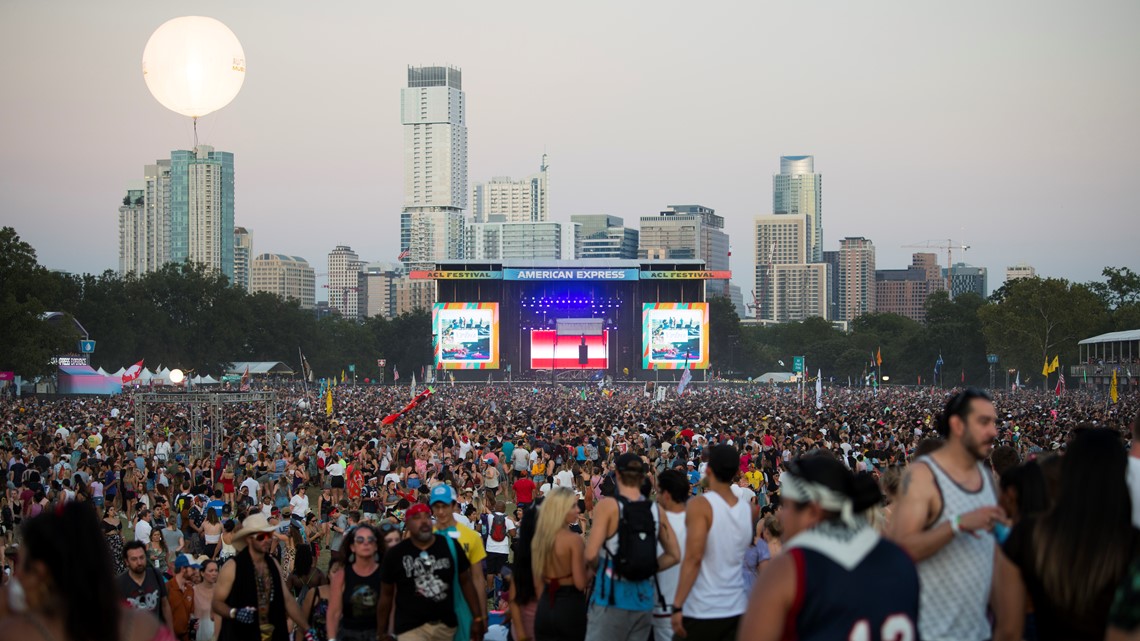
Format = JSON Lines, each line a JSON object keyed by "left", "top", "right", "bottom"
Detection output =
{"left": 0, "top": 381, "right": 1138, "bottom": 641}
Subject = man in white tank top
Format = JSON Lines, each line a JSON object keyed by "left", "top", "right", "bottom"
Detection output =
{"left": 670, "top": 445, "right": 753, "bottom": 641}
{"left": 888, "top": 388, "right": 1007, "bottom": 641}
{"left": 653, "top": 469, "right": 691, "bottom": 641}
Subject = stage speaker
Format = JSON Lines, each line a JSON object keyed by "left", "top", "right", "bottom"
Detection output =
{"left": 579, "top": 344, "right": 589, "bottom": 364}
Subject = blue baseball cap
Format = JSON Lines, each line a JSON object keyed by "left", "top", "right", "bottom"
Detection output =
{"left": 429, "top": 484, "right": 456, "bottom": 505}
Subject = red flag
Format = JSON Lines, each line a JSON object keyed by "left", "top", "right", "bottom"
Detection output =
{"left": 1055, "top": 372, "right": 1066, "bottom": 396}
{"left": 961, "top": 369, "right": 965, "bottom": 383}
{"left": 397, "top": 248, "right": 411, "bottom": 260}
{"left": 122, "top": 360, "right": 145, "bottom": 383}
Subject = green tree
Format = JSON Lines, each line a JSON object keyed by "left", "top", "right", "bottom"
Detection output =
{"left": 979, "top": 277, "right": 1109, "bottom": 380}
{"left": 924, "top": 291, "right": 990, "bottom": 385}
{"left": 0, "top": 227, "right": 74, "bottom": 376}
{"left": 708, "top": 296, "right": 743, "bottom": 373}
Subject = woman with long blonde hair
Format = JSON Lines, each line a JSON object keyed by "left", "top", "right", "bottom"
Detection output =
{"left": 531, "top": 488, "right": 587, "bottom": 641}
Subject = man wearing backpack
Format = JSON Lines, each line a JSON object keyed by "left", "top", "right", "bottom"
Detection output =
{"left": 482, "top": 500, "right": 514, "bottom": 597}
{"left": 584, "top": 453, "right": 681, "bottom": 641}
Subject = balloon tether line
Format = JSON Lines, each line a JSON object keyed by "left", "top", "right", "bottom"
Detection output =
{"left": 193, "top": 117, "right": 198, "bottom": 148}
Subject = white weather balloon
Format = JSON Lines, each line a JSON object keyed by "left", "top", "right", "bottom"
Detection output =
{"left": 169, "top": 369, "right": 185, "bottom": 384}
{"left": 142, "top": 16, "right": 246, "bottom": 118}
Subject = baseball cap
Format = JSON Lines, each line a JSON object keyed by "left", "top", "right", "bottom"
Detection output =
{"left": 615, "top": 453, "right": 644, "bottom": 474}
{"left": 174, "top": 554, "right": 200, "bottom": 571}
{"left": 429, "top": 484, "right": 456, "bottom": 505}
{"left": 406, "top": 503, "right": 431, "bottom": 519}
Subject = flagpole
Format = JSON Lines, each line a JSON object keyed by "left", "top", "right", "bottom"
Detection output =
{"left": 298, "top": 347, "right": 309, "bottom": 398}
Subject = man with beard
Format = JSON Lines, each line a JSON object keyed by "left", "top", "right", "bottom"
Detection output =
{"left": 889, "top": 388, "right": 1007, "bottom": 641}
{"left": 376, "top": 503, "right": 484, "bottom": 641}
{"left": 212, "top": 514, "right": 308, "bottom": 641}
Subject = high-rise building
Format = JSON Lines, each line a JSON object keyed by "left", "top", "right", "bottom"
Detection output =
{"left": 773, "top": 156, "right": 823, "bottom": 263}
{"left": 838, "top": 237, "right": 876, "bottom": 322}
{"left": 943, "top": 262, "right": 988, "bottom": 298}
{"left": 327, "top": 245, "right": 364, "bottom": 319}
{"left": 572, "top": 215, "right": 639, "bottom": 260}
{"left": 118, "top": 147, "right": 236, "bottom": 278}
{"left": 1005, "top": 263, "right": 1036, "bottom": 283}
{"left": 170, "top": 145, "right": 235, "bottom": 279}
{"left": 359, "top": 262, "right": 403, "bottom": 319}
{"left": 233, "top": 227, "right": 253, "bottom": 290}
{"left": 251, "top": 254, "right": 316, "bottom": 309}
{"left": 822, "top": 250, "right": 840, "bottom": 322}
{"left": 393, "top": 277, "right": 436, "bottom": 316}
{"left": 875, "top": 253, "right": 945, "bottom": 322}
{"left": 466, "top": 222, "right": 578, "bottom": 260}
{"left": 753, "top": 214, "right": 829, "bottom": 321}
{"left": 400, "top": 66, "right": 467, "bottom": 265}
{"left": 118, "top": 186, "right": 166, "bottom": 275}
{"left": 639, "top": 204, "right": 733, "bottom": 303}
{"left": 472, "top": 156, "right": 549, "bottom": 224}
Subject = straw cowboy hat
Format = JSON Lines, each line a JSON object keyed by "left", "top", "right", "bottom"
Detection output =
{"left": 232, "top": 513, "right": 278, "bottom": 550}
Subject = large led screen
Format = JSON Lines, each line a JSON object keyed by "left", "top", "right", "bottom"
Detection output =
{"left": 641, "top": 303, "right": 709, "bottom": 369}
{"left": 530, "top": 330, "right": 609, "bottom": 369}
{"left": 433, "top": 303, "right": 499, "bottom": 369}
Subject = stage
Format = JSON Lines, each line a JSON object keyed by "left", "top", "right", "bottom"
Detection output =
{"left": 411, "top": 259, "right": 730, "bottom": 381}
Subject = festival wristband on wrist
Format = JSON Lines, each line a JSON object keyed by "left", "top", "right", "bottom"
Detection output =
{"left": 950, "top": 514, "right": 962, "bottom": 535}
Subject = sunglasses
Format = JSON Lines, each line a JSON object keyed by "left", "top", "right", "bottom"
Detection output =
{"left": 253, "top": 532, "right": 274, "bottom": 542}
{"left": 354, "top": 536, "right": 377, "bottom": 544}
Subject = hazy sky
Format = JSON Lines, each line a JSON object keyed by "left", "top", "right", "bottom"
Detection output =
{"left": 3, "top": 1, "right": 1137, "bottom": 299}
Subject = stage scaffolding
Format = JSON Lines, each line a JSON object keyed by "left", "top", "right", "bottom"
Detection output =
{"left": 133, "top": 392, "right": 278, "bottom": 460}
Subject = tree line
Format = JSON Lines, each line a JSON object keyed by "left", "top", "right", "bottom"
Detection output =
{"left": 2, "top": 226, "right": 1137, "bottom": 386}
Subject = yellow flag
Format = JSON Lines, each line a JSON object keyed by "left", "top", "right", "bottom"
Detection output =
{"left": 341, "top": 369, "right": 346, "bottom": 383}
{"left": 1041, "top": 358, "right": 1050, "bottom": 377}
{"left": 326, "top": 387, "right": 333, "bottom": 414}
{"left": 1111, "top": 370, "right": 1119, "bottom": 404}
{"left": 1049, "top": 355, "right": 1059, "bottom": 374}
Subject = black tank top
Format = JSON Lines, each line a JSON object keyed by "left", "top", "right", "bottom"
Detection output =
{"left": 341, "top": 562, "right": 382, "bottom": 631}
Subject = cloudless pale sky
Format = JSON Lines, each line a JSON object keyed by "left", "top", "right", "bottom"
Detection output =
{"left": 2, "top": 1, "right": 1137, "bottom": 300}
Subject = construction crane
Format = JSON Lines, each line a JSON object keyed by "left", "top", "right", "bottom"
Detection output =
{"left": 901, "top": 239, "right": 971, "bottom": 299}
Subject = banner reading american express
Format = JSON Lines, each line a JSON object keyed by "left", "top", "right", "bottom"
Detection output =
{"left": 503, "top": 268, "right": 639, "bottom": 281}
{"left": 641, "top": 303, "right": 709, "bottom": 369}
{"left": 432, "top": 303, "right": 500, "bottom": 369}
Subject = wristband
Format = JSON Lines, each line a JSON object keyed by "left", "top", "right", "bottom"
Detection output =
{"left": 950, "top": 514, "right": 962, "bottom": 535}
{"left": 672, "top": 605, "right": 683, "bottom": 613}
{"left": 229, "top": 608, "right": 236, "bottom": 620}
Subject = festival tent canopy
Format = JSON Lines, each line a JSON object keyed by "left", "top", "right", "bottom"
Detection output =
{"left": 58, "top": 365, "right": 122, "bottom": 395}
{"left": 226, "top": 362, "right": 295, "bottom": 376}
{"left": 756, "top": 372, "right": 796, "bottom": 383}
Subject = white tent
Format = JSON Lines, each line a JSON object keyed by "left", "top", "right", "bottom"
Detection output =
{"left": 137, "top": 368, "right": 155, "bottom": 382}
{"left": 112, "top": 367, "right": 126, "bottom": 377}
{"left": 96, "top": 367, "right": 108, "bottom": 376}
{"left": 199, "top": 375, "right": 219, "bottom": 384}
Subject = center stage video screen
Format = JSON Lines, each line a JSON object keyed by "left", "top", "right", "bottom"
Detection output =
{"left": 529, "top": 330, "right": 609, "bottom": 369}
{"left": 433, "top": 303, "right": 499, "bottom": 369}
{"left": 641, "top": 302, "right": 709, "bottom": 369}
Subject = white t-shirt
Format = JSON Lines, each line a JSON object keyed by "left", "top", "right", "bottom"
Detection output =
{"left": 383, "top": 472, "right": 402, "bottom": 486}
{"left": 1128, "top": 456, "right": 1140, "bottom": 529}
{"left": 289, "top": 494, "right": 310, "bottom": 517}
{"left": 240, "top": 477, "right": 260, "bottom": 502}
{"left": 554, "top": 469, "right": 575, "bottom": 490}
{"left": 484, "top": 514, "right": 516, "bottom": 554}
{"left": 326, "top": 462, "right": 345, "bottom": 478}
{"left": 134, "top": 519, "right": 152, "bottom": 544}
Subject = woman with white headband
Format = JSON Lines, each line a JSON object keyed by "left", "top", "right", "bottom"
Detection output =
{"left": 738, "top": 454, "right": 920, "bottom": 641}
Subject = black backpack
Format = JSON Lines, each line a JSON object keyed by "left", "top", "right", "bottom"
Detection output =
{"left": 599, "top": 473, "right": 616, "bottom": 498}
{"left": 610, "top": 495, "right": 658, "bottom": 582}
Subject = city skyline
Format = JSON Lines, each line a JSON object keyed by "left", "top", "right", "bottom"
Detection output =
{"left": 2, "top": 2, "right": 1137, "bottom": 299}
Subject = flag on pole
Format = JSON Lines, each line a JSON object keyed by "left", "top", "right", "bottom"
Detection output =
{"left": 240, "top": 365, "right": 251, "bottom": 391}
{"left": 934, "top": 354, "right": 943, "bottom": 377}
{"left": 122, "top": 360, "right": 145, "bottom": 383}
{"left": 1111, "top": 369, "right": 1119, "bottom": 403}
{"left": 393, "top": 367, "right": 400, "bottom": 382}
{"left": 876, "top": 347, "right": 882, "bottom": 367}
{"left": 1055, "top": 372, "right": 1066, "bottom": 396}
{"left": 677, "top": 368, "right": 693, "bottom": 396}
{"left": 341, "top": 370, "right": 346, "bottom": 383}
{"left": 325, "top": 387, "right": 333, "bottom": 414}
{"left": 1014, "top": 371, "right": 1020, "bottom": 390}
{"left": 815, "top": 369, "right": 822, "bottom": 409}
{"left": 397, "top": 248, "right": 411, "bottom": 260}
{"left": 411, "top": 372, "right": 416, "bottom": 398}
{"left": 961, "top": 369, "right": 965, "bottom": 383}
{"left": 1042, "top": 358, "right": 1051, "bottom": 377}
{"left": 1049, "top": 355, "right": 1059, "bottom": 374}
